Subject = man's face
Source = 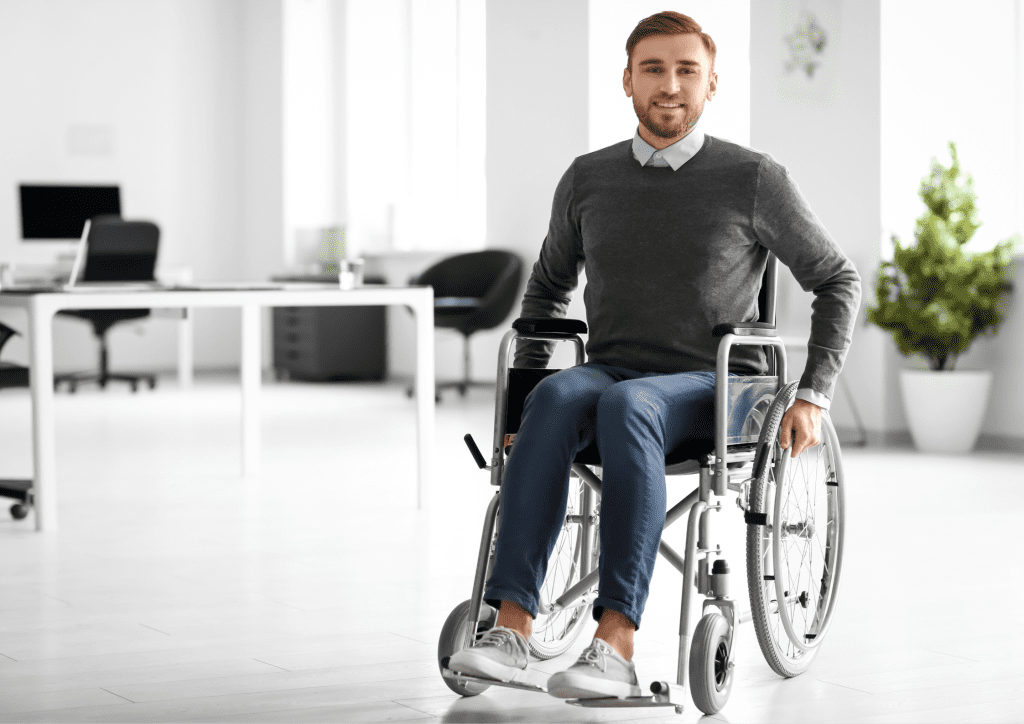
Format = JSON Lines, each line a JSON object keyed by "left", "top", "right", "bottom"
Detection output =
{"left": 623, "top": 33, "right": 717, "bottom": 147}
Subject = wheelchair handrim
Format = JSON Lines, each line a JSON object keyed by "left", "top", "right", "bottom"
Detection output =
{"left": 770, "top": 416, "right": 845, "bottom": 653}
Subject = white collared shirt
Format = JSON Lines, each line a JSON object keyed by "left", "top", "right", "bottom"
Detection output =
{"left": 631, "top": 123, "right": 706, "bottom": 170}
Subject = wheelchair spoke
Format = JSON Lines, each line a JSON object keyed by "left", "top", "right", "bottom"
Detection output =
{"left": 747, "top": 395, "right": 845, "bottom": 676}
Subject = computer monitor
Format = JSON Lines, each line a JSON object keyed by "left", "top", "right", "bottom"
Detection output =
{"left": 18, "top": 184, "right": 121, "bottom": 241}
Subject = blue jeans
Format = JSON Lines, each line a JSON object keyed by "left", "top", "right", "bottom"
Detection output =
{"left": 483, "top": 362, "right": 719, "bottom": 630}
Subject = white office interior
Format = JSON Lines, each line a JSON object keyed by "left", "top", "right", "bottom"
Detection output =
{"left": 0, "top": 1, "right": 1022, "bottom": 722}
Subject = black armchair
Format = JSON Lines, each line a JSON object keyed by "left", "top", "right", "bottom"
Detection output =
{"left": 55, "top": 218, "right": 160, "bottom": 393}
{"left": 408, "top": 250, "right": 524, "bottom": 400}
{"left": 0, "top": 321, "right": 32, "bottom": 520}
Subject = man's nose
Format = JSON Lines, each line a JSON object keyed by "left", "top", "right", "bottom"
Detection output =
{"left": 663, "top": 74, "right": 682, "bottom": 95}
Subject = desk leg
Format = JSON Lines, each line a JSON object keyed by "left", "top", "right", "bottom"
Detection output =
{"left": 413, "top": 295, "right": 435, "bottom": 509}
{"left": 177, "top": 308, "right": 193, "bottom": 389}
{"left": 240, "top": 304, "right": 261, "bottom": 476}
{"left": 28, "top": 300, "right": 57, "bottom": 531}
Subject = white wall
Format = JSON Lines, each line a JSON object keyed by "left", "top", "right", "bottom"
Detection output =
{"left": 481, "top": 0, "right": 590, "bottom": 373}
{"left": 284, "top": 0, "right": 337, "bottom": 264}
{"left": 0, "top": 0, "right": 264, "bottom": 373}
{"left": 241, "top": 0, "right": 285, "bottom": 286}
{"left": 751, "top": 0, "right": 884, "bottom": 439}
{"left": 880, "top": 0, "right": 1024, "bottom": 444}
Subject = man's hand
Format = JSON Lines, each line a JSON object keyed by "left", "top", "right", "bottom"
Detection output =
{"left": 779, "top": 399, "right": 822, "bottom": 458}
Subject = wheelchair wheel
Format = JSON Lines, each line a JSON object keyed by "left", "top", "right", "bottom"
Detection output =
{"left": 437, "top": 599, "right": 496, "bottom": 696}
{"left": 746, "top": 382, "right": 846, "bottom": 677}
{"left": 688, "top": 612, "right": 734, "bottom": 715}
{"left": 528, "top": 476, "right": 596, "bottom": 660}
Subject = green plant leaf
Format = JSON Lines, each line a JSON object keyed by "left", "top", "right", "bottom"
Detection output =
{"left": 866, "top": 142, "right": 1019, "bottom": 370}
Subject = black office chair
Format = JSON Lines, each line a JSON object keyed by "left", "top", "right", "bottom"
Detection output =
{"left": 0, "top": 321, "right": 33, "bottom": 520}
{"left": 55, "top": 218, "right": 160, "bottom": 393}
{"left": 407, "top": 250, "right": 524, "bottom": 400}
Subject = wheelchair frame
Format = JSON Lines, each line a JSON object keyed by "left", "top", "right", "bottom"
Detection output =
{"left": 441, "top": 258, "right": 846, "bottom": 715}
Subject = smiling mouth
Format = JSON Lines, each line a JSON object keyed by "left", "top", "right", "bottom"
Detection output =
{"left": 654, "top": 102, "right": 683, "bottom": 109}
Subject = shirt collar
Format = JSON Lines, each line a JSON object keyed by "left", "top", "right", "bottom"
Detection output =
{"left": 631, "top": 123, "right": 706, "bottom": 170}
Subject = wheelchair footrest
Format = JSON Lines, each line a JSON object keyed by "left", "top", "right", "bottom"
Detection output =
{"left": 568, "top": 681, "right": 686, "bottom": 709}
{"left": 441, "top": 666, "right": 549, "bottom": 693}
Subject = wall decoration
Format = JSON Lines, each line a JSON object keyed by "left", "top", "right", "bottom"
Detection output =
{"left": 776, "top": 0, "right": 842, "bottom": 102}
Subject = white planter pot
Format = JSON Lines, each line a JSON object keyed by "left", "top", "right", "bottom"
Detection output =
{"left": 900, "top": 370, "right": 993, "bottom": 454}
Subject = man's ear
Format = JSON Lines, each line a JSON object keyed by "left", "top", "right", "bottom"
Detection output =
{"left": 623, "top": 67, "right": 633, "bottom": 98}
{"left": 706, "top": 71, "right": 718, "bottom": 100}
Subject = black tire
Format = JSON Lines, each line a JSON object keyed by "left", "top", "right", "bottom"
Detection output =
{"left": 688, "top": 612, "right": 733, "bottom": 715}
{"left": 746, "top": 382, "right": 845, "bottom": 678}
{"left": 10, "top": 503, "right": 29, "bottom": 520}
{"left": 437, "top": 599, "right": 496, "bottom": 696}
{"left": 527, "top": 476, "right": 596, "bottom": 659}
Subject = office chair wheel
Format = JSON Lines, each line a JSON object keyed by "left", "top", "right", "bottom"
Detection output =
{"left": 746, "top": 382, "right": 846, "bottom": 678}
{"left": 689, "top": 612, "right": 734, "bottom": 715}
{"left": 438, "top": 599, "right": 496, "bottom": 696}
{"left": 10, "top": 503, "right": 29, "bottom": 520}
{"left": 405, "top": 386, "right": 442, "bottom": 403}
{"left": 528, "top": 477, "right": 595, "bottom": 659}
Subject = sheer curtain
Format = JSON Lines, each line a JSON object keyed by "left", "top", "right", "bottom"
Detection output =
{"left": 345, "top": 0, "right": 485, "bottom": 257}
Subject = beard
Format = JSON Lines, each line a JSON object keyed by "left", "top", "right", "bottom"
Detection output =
{"left": 634, "top": 97, "right": 703, "bottom": 139}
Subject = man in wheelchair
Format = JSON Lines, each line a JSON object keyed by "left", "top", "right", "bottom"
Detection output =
{"left": 449, "top": 10, "right": 860, "bottom": 703}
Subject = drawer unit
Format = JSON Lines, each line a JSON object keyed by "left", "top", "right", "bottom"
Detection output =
{"left": 271, "top": 277, "right": 387, "bottom": 381}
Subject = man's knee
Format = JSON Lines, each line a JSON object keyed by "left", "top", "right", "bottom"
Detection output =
{"left": 596, "top": 383, "right": 663, "bottom": 430}
{"left": 525, "top": 368, "right": 599, "bottom": 414}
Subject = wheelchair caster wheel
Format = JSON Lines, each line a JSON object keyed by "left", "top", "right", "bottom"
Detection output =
{"left": 10, "top": 503, "right": 29, "bottom": 520}
{"left": 437, "top": 599, "right": 495, "bottom": 697}
{"left": 689, "top": 612, "right": 733, "bottom": 715}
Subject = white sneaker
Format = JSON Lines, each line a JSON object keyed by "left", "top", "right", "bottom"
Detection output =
{"left": 546, "top": 638, "right": 642, "bottom": 699}
{"left": 448, "top": 626, "right": 530, "bottom": 682}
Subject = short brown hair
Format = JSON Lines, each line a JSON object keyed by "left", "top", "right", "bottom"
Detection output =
{"left": 625, "top": 11, "right": 717, "bottom": 73}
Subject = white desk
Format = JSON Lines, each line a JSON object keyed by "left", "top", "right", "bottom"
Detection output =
{"left": 0, "top": 284, "right": 435, "bottom": 531}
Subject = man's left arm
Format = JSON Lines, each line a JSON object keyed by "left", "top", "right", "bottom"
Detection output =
{"left": 752, "top": 156, "right": 862, "bottom": 457}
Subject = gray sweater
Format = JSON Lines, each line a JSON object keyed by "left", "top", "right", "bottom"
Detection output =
{"left": 515, "top": 134, "right": 862, "bottom": 401}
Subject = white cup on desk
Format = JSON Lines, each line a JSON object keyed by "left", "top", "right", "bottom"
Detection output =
{"left": 338, "top": 258, "right": 365, "bottom": 290}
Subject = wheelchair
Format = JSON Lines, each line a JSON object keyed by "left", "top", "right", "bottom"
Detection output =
{"left": 437, "top": 255, "right": 846, "bottom": 716}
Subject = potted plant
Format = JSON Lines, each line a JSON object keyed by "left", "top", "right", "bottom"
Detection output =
{"left": 867, "top": 141, "right": 1019, "bottom": 454}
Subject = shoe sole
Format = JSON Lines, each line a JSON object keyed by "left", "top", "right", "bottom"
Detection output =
{"left": 448, "top": 649, "right": 527, "bottom": 683}
{"left": 547, "top": 670, "right": 643, "bottom": 700}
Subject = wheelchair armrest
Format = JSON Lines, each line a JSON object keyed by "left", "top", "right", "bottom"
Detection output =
{"left": 712, "top": 322, "right": 777, "bottom": 338}
{"left": 513, "top": 317, "right": 588, "bottom": 338}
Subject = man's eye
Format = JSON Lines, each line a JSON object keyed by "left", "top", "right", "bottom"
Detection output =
{"left": 646, "top": 67, "right": 662, "bottom": 73}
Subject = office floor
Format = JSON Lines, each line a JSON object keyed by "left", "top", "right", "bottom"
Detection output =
{"left": 0, "top": 377, "right": 1022, "bottom": 723}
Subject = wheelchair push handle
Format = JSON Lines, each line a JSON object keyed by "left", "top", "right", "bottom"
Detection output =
{"left": 464, "top": 434, "right": 489, "bottom": 470}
